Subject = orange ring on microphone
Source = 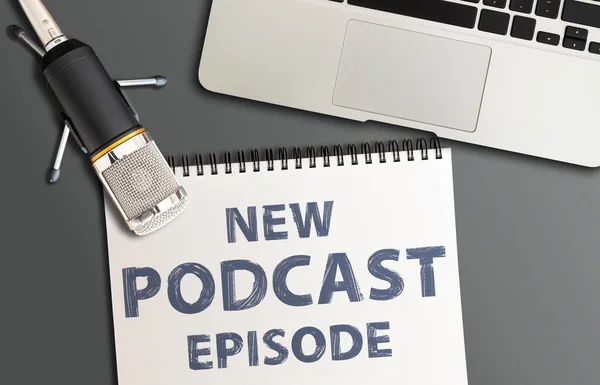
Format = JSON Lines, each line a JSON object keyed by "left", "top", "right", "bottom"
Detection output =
{"left": 90, "top": 128, "right": 146, "bottom": 163}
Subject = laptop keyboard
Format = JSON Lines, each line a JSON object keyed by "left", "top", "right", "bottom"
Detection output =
{"left": 334, "top": 0, "right": 600, "bottom": 54}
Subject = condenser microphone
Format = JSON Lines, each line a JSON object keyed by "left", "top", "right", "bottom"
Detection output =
{"left": 17, "top": 0, "right": 187, "bottom": 235}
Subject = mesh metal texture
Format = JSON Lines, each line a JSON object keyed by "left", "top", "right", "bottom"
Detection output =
{"left": 133, "top": 197, "right": 188, "bottom": 236}
{"left": 102, "top": 142, "right": 184, "bottom": 234}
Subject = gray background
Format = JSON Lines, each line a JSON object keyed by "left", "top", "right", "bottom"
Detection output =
{"left": 1, "top": 1, "right": 599, "bottom": 384}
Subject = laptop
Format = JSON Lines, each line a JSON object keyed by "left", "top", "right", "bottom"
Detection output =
{"left": 199, "top": 0, "right": 600, "bottom": 167}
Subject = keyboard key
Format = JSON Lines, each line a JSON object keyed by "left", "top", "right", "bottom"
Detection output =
{"left": 484, "top": 0, "right": 507, "bottom": 8}
{"left": 347, "top": 0, "right": 478, "bottom": 29}
{"left": 565, "top": 26, "right": 588, "bottom": 40}
{"left": 511, "top": 16, "right": 536, "bottom": 40}
{"left": 537, "top": 31, "right": 560, "bottom": 45}
{"left": 589, "top": 42, "right": 600, "bottom": 54}
{"left": 563, "top": 37, "right": 586, "bottom": 51}
{"left": 478, "top": 9, "right": 510, "bottom": 35}
{"left": 562, "top": 0, "right": 600, "bottom": 28}
{"left": 536, "top": 0, "right": 561, "bottom": 19}
{"left": 509, "top": 0, "right": 534, "bottom": 13}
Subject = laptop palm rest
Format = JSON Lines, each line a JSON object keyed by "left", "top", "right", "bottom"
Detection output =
{"left": 333, "top": 20, "right": 491, "bottom": 132}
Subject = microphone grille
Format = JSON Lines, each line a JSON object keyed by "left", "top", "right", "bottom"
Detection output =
{"left": 132, "top": 197, "right": 187, "bottom": 236}
{"left": 102, "top": 141, "right": 187, "bottom": 235}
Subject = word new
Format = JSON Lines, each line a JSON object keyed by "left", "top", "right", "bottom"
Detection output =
{"left": 226, "top": 201, "right": 334, "bottom": 243}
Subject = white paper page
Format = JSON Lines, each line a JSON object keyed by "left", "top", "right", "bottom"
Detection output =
{"left": 105, "top": 148, "right": 467, "bottom": 385}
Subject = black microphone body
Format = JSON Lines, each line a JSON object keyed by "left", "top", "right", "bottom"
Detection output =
{"left": 16, "top": 0, "right": 188, "bottom": 235}
{"left": 42, "top": 39, "right": 141, "bottom": 157}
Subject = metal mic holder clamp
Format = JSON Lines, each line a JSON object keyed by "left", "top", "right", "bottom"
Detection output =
{"left": 9, "top": 24, "right": 169, "bottom": 183}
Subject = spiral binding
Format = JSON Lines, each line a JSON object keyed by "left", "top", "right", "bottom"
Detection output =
{"left": 167, "top": 137, "right": 443, "bottom": 177}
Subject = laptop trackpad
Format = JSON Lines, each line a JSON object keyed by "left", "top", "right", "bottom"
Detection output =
{"left": 333, "top": 20, "right": 491, "bottom": 132}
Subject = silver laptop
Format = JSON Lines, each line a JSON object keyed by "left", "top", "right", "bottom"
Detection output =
{"left": 199, "top": 0, "right": 600, "bottom": 167}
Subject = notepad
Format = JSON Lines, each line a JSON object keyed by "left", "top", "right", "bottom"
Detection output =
{"left": 105, "top": 139, "right": 468, "bottom": 385}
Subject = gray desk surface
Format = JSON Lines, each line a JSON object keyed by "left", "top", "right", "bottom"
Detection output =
{"left": 2, "top": 1, "right": 600, "bottom": 384}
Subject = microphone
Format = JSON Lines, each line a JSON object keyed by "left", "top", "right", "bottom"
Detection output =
{"left": 16, "top": 0, "right": 187, "bottom": 235}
